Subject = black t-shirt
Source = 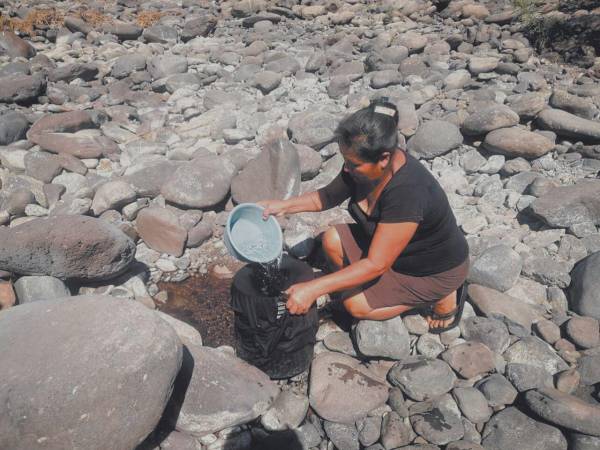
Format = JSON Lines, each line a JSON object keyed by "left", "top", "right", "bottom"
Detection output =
{"left": 318, "top": 151, "right": 469, "bottom": 276}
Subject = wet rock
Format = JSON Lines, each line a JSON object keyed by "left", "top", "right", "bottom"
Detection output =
{"left": 467, "top": 284, "right": 541, "bottom": 331}
{"left": 91, "top": 181, "right": 136, "bottom": 216}
{"left": 537, "top": 109, "right": 600, "bottom": 143}
{"left": 309, "top": 352, "right": 389, "bottom": 423}
{"left": 0, "top": 74, "right": 45, "bottom": 104}
{"left": 231, "top": 137, "right": 300, "bottom": 204}
{"left": 524, "top": 387, "right": 600, "bottom": 436}
{"left": 0, "top": 111, "right": 29, "bottom": 145}
{"left": 484, "top": 127, "right": 554, "bottom": 160}
{"left": 0, "top": 216, "right": 135, "bottom": 280}
{"left": 481, "top": 407, "right": 567, "bottom": 450}
{"left": 467, "top": 244, "right": 522, "bottom": 292}
{"left": 13, "top": 275, "right": 70, "bottom": 303}
{"left": 352, "top": 315, "right": 410, "bottom": 360}
{"left": 0, "top": 295, "right": 182, "bottom": 450}
{"left": 460, "top": 316, "right": 510, "bottom": 354}
{"left": 0, "top": 31, "right": 36, "bottom": 58}
{"left": 475, "top": 374, "right": 518, "bottom": 407}
{"left": 162, "top": 155, "right": 236, "bottom": 209}
{"left": 505, "top": 363, "right": 554, "bottom": 392}
{"left": 452, "top": 387, "right": 492, "bottom": 424}
{"left": 441, "top": 342, "right": 495, "bottom": 379}
{"left": 462, "top": 105, "right": 520, "bottom": 136}
{"left": 569, "top": 252, "right": 600, "bottom": 320}
{"left": 407, "top": 120, "right": 463, "bottom": 159}
{"left": 136, "top": 207, "right": 187, "bottom": 257}
{"left": 167, "top": 345, "right": 278, "bottom": 436}
{"left": 388, "top": 356, "right": 456, "bottom": 401}
{"left": 503, "top": 336, "right": 569, "bottom": 375}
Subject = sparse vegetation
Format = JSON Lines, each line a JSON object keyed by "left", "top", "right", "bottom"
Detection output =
{"left": 0, "top": 8, "right": 64, "bottom": 35}
{"left": 136, "top": 11, "right": 162, "bottom": 28}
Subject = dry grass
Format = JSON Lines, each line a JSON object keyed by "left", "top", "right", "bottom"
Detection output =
{"left": 78, "top": 9, "right": 112, "bottom": 27}
{"left": 0, "top": 9, "right": 65, "bottom": 35}
{"left": 136, "top": 11, "right": 162, "bottom": 28}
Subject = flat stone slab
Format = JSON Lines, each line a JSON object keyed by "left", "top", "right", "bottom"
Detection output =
{"left": 537, "top": 108, "right": 600, "bottom": 143}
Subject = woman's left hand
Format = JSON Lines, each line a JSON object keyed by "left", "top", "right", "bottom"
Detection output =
{"left": 284, "top": 281, "right": 319, "bottom": 315}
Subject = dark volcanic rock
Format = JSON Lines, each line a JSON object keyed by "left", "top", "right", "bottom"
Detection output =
{"left": 0, "top": 295, "right": 182, "bottom": 450}
{"left": 569, "top": 252, "right": 600, "bottom": 320}
{"left": 0, "top": 111, "right": 29, "bottom": 145}
{"left": 0, "top": 216, "right": 135, "bottom": 281}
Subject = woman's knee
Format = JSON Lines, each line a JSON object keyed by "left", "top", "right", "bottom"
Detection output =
{"left": 343, "top": 296, "right": 372, "bottom": 319}
{"left": 321, "top": 227, "right": 343, "bottom": 260}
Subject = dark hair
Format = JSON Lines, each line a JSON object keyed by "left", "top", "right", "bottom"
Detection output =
{"left": 334, "top": 97, "right": 400, "bottom": 163}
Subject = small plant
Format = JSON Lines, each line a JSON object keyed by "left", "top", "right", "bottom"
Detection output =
{"left": 512, "top": 0, "right": 562, "bottom": 50}
{"left": 136, "top": 11, "right": 162, "bottom": 28}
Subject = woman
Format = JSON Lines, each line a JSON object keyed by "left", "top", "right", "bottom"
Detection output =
{"left": 259, "top": 99, "right": 469, "bottom": 333}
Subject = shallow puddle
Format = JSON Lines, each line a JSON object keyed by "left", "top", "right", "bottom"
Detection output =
{"left": 157, "top": 272, "right": 235, "bottom": 348}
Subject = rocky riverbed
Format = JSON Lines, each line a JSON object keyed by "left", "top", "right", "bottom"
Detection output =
{"left": 1, "top": 0, "right": 600, "bottom": 449}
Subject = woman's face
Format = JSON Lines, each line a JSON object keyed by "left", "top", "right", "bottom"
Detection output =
{"left": 341, "top": 146, "right": 390, "bottom": 183}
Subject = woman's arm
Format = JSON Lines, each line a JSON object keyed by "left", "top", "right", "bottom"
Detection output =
{"left": 285, "top": 221, "right": 419, "bottom": 314}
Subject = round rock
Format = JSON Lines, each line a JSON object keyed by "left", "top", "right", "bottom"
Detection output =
{"left": 388, "top": 356, "right": 456, "bottom": 401}
{"left": 467, "top": 244, "right": 522, "bottom": 292}
{"left": 407, "top": 120, "right": 464, "bottom": 159}
{"left": 483, "top": 127, "right": 554, "bottom": 160}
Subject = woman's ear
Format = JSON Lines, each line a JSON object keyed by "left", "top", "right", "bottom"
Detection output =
{"left": 379, "top": 152, "right": 391, "bottom": 168}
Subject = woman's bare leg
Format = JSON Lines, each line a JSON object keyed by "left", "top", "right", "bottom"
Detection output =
{"left": 343, "top": 292, "right": 414, "bottom": 321}
{"left": 426, "top": 290, "right": 457, "bottom": 329}
{"left": 321, "top": 227, "right": 344, "bottom": 271}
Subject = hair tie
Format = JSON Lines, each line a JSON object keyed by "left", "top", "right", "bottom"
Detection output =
{"left": 374, "top": 105, "right": 396, "bottom": 117}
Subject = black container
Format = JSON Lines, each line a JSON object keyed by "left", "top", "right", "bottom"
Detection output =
{"left": 230, "top": 254, "right": 318, "bottom": 379}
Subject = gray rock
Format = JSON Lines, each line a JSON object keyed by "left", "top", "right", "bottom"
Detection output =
{"left": 569, "top": 252, "right": 600, "bottom": 320}
{"left": 522, "top": 256, "right": 572, "bottom": 288}
{"left": 102, "top": 21, "right": 142, "bottom": 41}
{"left": 252, "top": 71, "right": 282, "bottom": 94}
{"left": 143, "top": 25, "right": 178, "bottom": 43}
{"left": 136, "top": 207, "right": 187, "bottom": 257}
{"left": 505, "top": 171, "right": 540, "bottom": 194}
{"left": 155, "top": 311, "right": 202, "bottom": 348}
{"left": 91, "top": 181, "right": 136, "bottom": 216}
{"left": 444, "top": 70, "right": 471, "bottom": 90}
{"left": 323, "top": 421, "right": 359, "bottom": 450}
{"left": 181, "top": 15, "right": 217, "bottom": 41}
{"left": 260, "top": 390, "right": 309, "bottom": 431}
{"left": 371, "top": 70, "right": 403, "bottom": 89}
{"left": 162, "top": 155, "right": 236, "bottom": 209}
{"left": 380, "top": 411, "right": 413, "bottom": 448}
{"left": 503, "top": 336, "right": 568, "bottom": 375}
{"left": 507, "top": 93, "right": 547, "bottom": 119}
{"left": 475, "top": 374, "right": 518, "bottom": 407}
{"left": 352, "top": 315, "right": 410, "bottom": 360}
{"left": 294, "top": 143, "right": 322, "bottom": 181}
{"left": 446, "top": 441, "right": 485, "bottom": 450}
{"left": 168, "top": 344, "right": 278, "bottom": 436}
{"left": 0, "top": 295, "right": 182, "bottom": 450}
{"left": 327, "top": 76, "right": 351, "bottom": 99}
{"left": 417, "top": 333, "right": 445, "bottom": 358}
{"left": 29, "top": 132, "right": 116, "bottom": 159}
{"left": 13, "top": 275, "right": 70, "bottom": 303}
{"left": 309, "top": 352, "right": 389, "bottom": 423}
{"left": 0, "top": 216, "right": 135, "bottom": 281}
{"left": 566, "top": 316, "right": 600, "bottom": 349}
{"left": 467, "top": 245, "right": 522, "bottom": 292}
{"left": 484, "top": 127, "right": 554, "bottom": 160}
{"left": 24, "top": 152, "right": 61, "bottom": 183}
{"left": 550, "top": 90, "right": 598, "bottom": 120}
{"left": 481, "top": 407, "right": 567, "bottom": 450}
{"left": 357, "top": 415, "right": 382, "bottom": 447}
{"left": 505, "top": 363, "right": 554, "bottom": 392}
{"left": 323, "top": 331, "right": 356, "bottom": 357}
{"left": 388, "top": 356, "right": 456, "bottom": 401}
{"left": 231, "top": 137, "right": 300, "bottom": 204}
{"left": 537, "top": 108, "right": 600, "bottom": 143}
{"left": 407, "top": 120, "right": 464, "bottom": 159}
{"left": 165, "top": 73, "right": 202, "bottom": 93}
{"left": 0, "top": 111, "right": 29, "bottom": 145}
{"left": 535, "top": 319, "right": 561, "bottom": 344}
{"left": 577, "top": 354, "right": 600, "bottom": 386}
{"left": 411, "top": 402, "right": 464, "bottom": 445}
{"left": 531, "top": 180, "right": 600, "bottom": 228}
{"left": 524, "top": 388, "right": 600, "bottom": 436}
{"left": 462, "top": 105, "right": 520, "bottom": 136}
{"left": 0, "top": 31, "right": 36, "bottom": 58}
{"left": 468, "top": 284, "right": 542, "bottom": 331}
{"left": 147, "top": 55, "right": 188, "bottom": 80}
{"left": 288, "top": 111, "right": 338, "bottom": 149}
{"left": 0, "top": 74, "right": 45, "bottom": 104}
{"left": 461, "top": 316, "right": 510, "bottom": 354}
{"left": 49, "top": 63, "right": 98, "bottom": 83}
{"left": 111, "top": 54, "right": 146, "bottom": 79}
{"left": 452, "top": 387, "right": 492, "bottom": 424}
{"left": 468, "top": 56, "right": 499, "bottom": 74}
{"left": 441, "top": 342, "right": 496, "bottom": 379}
{"left": 570, "top": 432, "right": 600, "bottom": 450}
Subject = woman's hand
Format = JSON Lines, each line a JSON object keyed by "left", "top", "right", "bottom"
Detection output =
{"left": 256, "top": 199, "right": 288, "bottom": 220}
{"left": 284, "top": 281, "right": 319, "bottom": 315}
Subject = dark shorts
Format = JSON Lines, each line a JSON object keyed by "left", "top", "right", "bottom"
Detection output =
{"left": 334, "top": 223, "right": 469, "bottom": 309}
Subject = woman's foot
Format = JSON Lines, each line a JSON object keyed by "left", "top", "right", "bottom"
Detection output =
{"left": 425, "top": 290, "right": 457, "bottom": 332}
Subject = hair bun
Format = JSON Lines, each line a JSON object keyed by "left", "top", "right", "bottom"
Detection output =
{"left": 370, "top": 97, "right": 398, "bottom": 121}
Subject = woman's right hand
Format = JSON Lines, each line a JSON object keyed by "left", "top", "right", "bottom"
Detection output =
{"left": 256, "top": 199, "right": 288, "bottom": 220}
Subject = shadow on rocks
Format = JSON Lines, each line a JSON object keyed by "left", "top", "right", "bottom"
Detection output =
{"left": 136, "top": 345, "right": 195, "bottom": 449}
{"left": 234, "top": 428, "right": 304, "bottom": 450}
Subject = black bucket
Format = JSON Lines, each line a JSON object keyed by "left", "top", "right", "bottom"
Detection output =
{"left": 230, "top": 254, "right": 318, "bottom": 379}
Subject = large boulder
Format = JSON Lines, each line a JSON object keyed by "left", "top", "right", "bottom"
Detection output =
{"left": 0, "top": 216, "right": 135, "bottom": 280}
{"left": 231, "top": 137, "right": 301, "bottom": 204}
{"left": 407, "top": 120, "right": 463, "bottom": 159}
{"left": 0, "top": 74, "right": 45, "bottom": 104}
{"left": 352, "top": 315, "right": 410, "bottom": 360}
{"left": 483, "top": 127, "right": 554, "bottom": 159}
{"left": 161, "top": 155, "right": 236, "bottom": 209}
{"left": 309, "top": 351, "right": 389, "bottom": 423}
{"left": 503, "top": 336, "right": 569, "bottom": 375}
{"left": 166, "top": 345, "right": 279, "bottom": 436}
{"left": 0, "top": 31, "right": 36, "bottom": 58}
{"left": 530, "top": 180, "right": 600, "bottom": 228}
{"left": 537, "top": 108, "right": 600, "bottom": 143}
{"left": 524, "top": 388, "right": 600, "bottom": 436}
{"left": 467, "top": 245, "right": 522, "bottom": 292}
{"left": 136, "top": 207, "right": 187, "bottom": 257}
{"left": 0, "top": 295, "right": 182, "bottom": 450}
{"left": 462, "top": 105, "right": 520, "bottom": 136}
{"left": 481, "top": 407, "right": 567, "bottom": 450}
{"left": 569, "top": 252, "right": 600, "bottom": 320}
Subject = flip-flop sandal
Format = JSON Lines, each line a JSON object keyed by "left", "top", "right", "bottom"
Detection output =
{"left": 428, "top": 283, "right": 467, "bottom": 335}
